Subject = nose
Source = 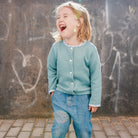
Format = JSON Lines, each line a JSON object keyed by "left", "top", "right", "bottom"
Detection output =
{"left": 59, "top": 18, "right": 63, "bottom": 23}
{"left": 57, "top": 16, "right": 64, "bottom": 22}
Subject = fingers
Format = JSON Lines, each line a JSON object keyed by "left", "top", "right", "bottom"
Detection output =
{"left": 88, "top": 106, "right": 98, "bottom": 113}
{"left": 88, "top": 106, "right": 92, "bottom": 111}
{"left": 50, "top": 92, "right": 54, "bottom": 97}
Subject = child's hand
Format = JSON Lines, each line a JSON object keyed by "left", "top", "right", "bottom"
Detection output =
{"left": 50, "top": 91, "right": 54, "bottom": 97}
{"left": 88, "top": 106, "right": 98, "bottom": 113}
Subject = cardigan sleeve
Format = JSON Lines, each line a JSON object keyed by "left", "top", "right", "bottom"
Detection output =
{"left": 47, "top": 44, "right": 57, "bottom": 94}
{"left": 89, "top": 46, "right": 102, "bottom": 107}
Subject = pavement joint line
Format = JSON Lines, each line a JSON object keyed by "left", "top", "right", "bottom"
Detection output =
{"left": 108, "top": 118, "right": 120, "bottom": 137}
{"left": 119, "top": 117, "right": 134, "bottom": 137}
{"left": 96, "top": 117, "right": 108, "bottom": 138}
{"left": 16, "top": 119, "right": 26, "bottom": 138}
{"left": 0, "top": 120, "right": 4, "bottom": 128}
{"left": 3, "top": 119, "right": 16, "bottom": 138}
{"left": 102, "top": 117, "right": 122, "bottom": 137}
{"left": 128, "top": 117, "right": 138, "bottom": 128}
{"left": 128, "top": 117, "right": 138, "bottom": 136}
{"left": 29, "top": 118, "right": 39, "bottom": 137}
{"left": 20, "top": 118, "right": 32, "bottom": 137}
{"left": 41, "top": 119, "right": 48, "bottom": 138}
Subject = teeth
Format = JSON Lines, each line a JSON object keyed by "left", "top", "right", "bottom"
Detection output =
{"left": 60, "top": 24, "right": 65, "bottom": 27}
{"left": 59, "top": 24, "right": 66, "bottom": 31}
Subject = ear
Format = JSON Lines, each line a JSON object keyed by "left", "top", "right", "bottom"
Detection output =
{"left": 77, "top": 18, "right": 83, "bottom": 28}
{"left": 77, "top": 23, "right": 80, "bottom": 27}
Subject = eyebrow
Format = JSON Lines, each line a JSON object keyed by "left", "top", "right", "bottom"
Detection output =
{"left": 57, "top": 13, "right": 69, "bottom": 16}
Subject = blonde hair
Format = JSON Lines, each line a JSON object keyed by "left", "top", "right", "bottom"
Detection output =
{"left": 52, "top": 1, "right": 91, "bottom": 42}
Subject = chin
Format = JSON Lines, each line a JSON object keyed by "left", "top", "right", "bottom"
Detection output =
{"left": 60, "top": 34, "right": 67, "bottom": 39}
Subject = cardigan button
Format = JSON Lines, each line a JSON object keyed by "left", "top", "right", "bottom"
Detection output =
{"left": 69, "top": 59, "right": 72, "bottom": 62}
{"left": 70, "top": 72, "right": 72, "bottom": 75}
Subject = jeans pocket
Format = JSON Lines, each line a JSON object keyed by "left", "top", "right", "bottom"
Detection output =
{"left": 52, "top": 90, "right": 65, "bottom": 104}
{"left": 80, "top": 95, "right": 90, "bottom": 106}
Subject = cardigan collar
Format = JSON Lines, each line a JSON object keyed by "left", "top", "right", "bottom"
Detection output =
{"left": 63, "top": 40, "right": 86, "bottom": 48}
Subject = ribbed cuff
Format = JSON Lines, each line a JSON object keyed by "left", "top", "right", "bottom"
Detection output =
{"left": 49, "top": 90, "right": 55, "bottom": 95}
{"left": 89, "top": 104, "right": 101, "bottom": 107}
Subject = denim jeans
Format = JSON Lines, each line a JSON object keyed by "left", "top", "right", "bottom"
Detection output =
{"left": 51, "top": 90, "right": 92, "bottom": 138}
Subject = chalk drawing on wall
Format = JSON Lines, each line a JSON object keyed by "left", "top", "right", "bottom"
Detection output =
{"left": 0, "top": 13, "right": 12, "bottom": 41}
{"left": 101, "top": 32, "right": 122, "bottom": 113}
{"left": 24, "top": 4, "right": 51, "bottom": 42}
{"left": 101, "top": 29, "right": 130, "bottom": 113}
{"left": 11, "top": 49, "right": 42, "bottom": 108}
{"left": 8, "top": 0, "right": 12, "bottom": 3}
{"left": 12, "top": 3, "right": 52, "bottom": 45}
{"left": 129, "top": 5, "right": 136, "bottom": 14}
{"left": 130, "top": 36, "right": 138, "bottom": 66}
{"left": 89, "top": 0, "right": 138, "bottom": 113}
{"left": 28, "top": 14, "right": 50, "bottom": 42}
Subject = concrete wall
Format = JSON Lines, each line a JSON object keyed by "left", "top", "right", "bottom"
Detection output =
{"left": 0, "top": 0, "right": 138, "bottom": 118}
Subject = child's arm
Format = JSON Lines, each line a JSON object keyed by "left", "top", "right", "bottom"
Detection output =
{"left": 89, "top": 46, "right": 102, "bottom": 111}
{"left": 47, "top": 45, "right": 57, "bottom": 95}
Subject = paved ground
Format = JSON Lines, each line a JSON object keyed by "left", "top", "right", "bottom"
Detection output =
{"left": 0, "top": 116, "right": 138, "bottom": 138}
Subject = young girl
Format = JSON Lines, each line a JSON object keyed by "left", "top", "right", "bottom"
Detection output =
{"left": 47, "top": 1, "right": 102, "bottom": 138}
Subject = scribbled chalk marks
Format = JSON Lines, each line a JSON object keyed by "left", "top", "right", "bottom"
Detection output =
{"left": 0, "top": 13, "right": 12, "bottom": 41}
{"left": 101, "top": 30, "right": 114, "bottom": 66}
{"left": 26, "top": 4, "right": 51, "bottom": 42}
{"left": 11, "top": 80, "right": 37, "bottom": 109}
{"left": 109, "top": 47, "right": 121, "bottom": 113}
{"left": 27, "top": 14, "right": 47, "bottom": 42}
{"left": 11, "top": 49, "right": 42, "bottom": 108}
{"left": 105, "top": 0, "right": 110, "bottom": 28}
{"left": 129, "top": 5, "right": 136, "bottom": 14}
{"left": 90, "top": 0, "right": 138, "bottom": 113}
{"left": 130, "top": 36, "right": 138, "bottom": 66}
{"left": 8, "top": 0, "right": 12, "bottom": 3}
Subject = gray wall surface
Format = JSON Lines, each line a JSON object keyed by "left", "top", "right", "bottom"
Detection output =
{"left": 0, "top": 0, "right": 138, "bottom": 118}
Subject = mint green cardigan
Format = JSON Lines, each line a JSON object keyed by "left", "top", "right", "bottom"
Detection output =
{"left": 47, "top": 40, "right": 102, "bottom": 107}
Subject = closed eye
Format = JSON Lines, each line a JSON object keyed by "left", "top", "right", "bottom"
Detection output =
{"left": 57, "top": 16, "right": 60, "bottom": 20}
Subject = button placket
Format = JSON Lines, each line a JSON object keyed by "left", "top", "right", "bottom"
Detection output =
{"left": 69, "top": 46, "right": 74, "bottom": 90}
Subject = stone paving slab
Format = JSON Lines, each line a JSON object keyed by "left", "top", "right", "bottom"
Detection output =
{"left": 0, "top": 116, "right": 137, "bottom": 138}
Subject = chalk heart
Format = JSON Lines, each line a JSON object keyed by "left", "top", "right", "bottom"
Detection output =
{"left": 12, "top": 49, "right": 42, "bottom": 94}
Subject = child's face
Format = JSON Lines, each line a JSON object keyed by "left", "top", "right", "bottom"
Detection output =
{"left": 56, "top": 7, "right": 80, "bottom": 40}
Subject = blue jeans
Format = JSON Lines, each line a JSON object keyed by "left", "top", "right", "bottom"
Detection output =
{"left": 51, "top": 90, "right": 92, "bottom": 138}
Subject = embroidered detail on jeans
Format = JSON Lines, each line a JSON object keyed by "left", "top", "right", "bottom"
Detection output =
{"left": 55, "top": 111, "right": 69, "bottom": 123}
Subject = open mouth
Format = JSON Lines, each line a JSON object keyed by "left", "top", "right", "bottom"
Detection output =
{"left": 59, "top": 25, "right": 67, "bottom": 32}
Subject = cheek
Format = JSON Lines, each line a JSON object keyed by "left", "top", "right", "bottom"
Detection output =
{"left": 56, "top": 23, "right": 58, "bottom": 28}
{"left": 56, "top": 26, "right": 60, "bottom": 32}
{"left": 56, "top": 22, "right": 59, "bottom": 30}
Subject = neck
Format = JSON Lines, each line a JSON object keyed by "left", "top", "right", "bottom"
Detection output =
{"left": 64, "top": 37, "right": 82, "bottom": 46}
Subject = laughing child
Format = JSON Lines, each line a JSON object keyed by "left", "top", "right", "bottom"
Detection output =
{"left": 47, "top": 1, "right": 102, "bottom": 138}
